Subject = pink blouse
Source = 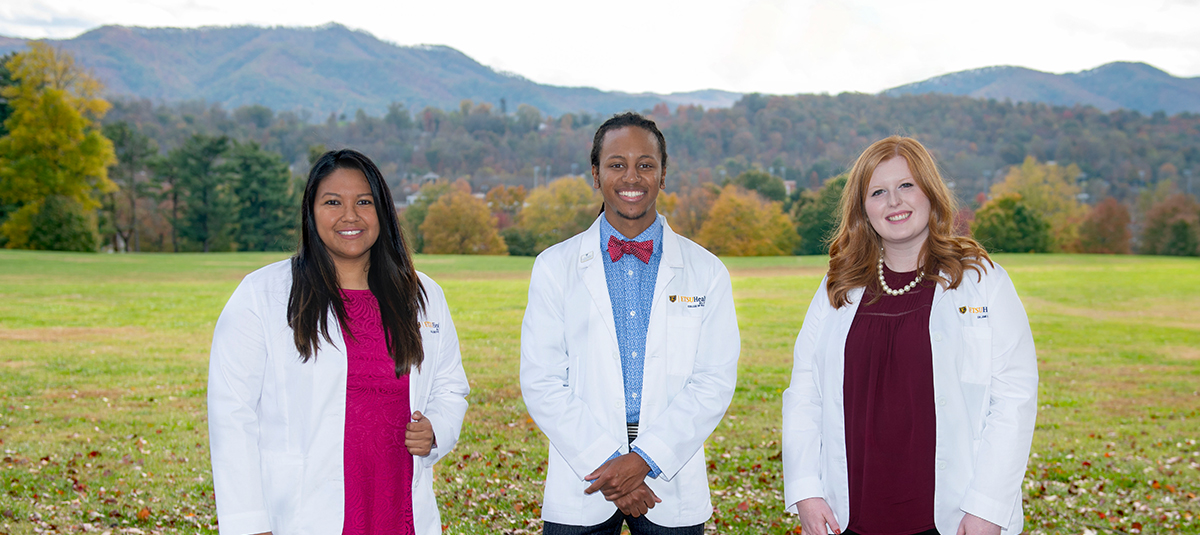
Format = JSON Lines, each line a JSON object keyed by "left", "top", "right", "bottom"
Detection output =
{"left": 340, "top": 289, "right": 415, "bottom": 535}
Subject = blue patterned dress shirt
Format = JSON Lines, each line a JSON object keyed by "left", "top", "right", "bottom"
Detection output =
{"left": 599, "top": 215, "right": 664, "bottom": 478}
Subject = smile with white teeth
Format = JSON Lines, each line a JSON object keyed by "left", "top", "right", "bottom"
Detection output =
{"left": 337, "top": 230, "right": 363, "bottom": 236}
{"left": 618, "top": 190, "right": 645, "bottom": 201}
{"left": 886, "top": 212, "right": 911, "bottom": 222}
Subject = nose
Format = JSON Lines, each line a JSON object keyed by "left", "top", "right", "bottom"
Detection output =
{"left": 343, "top": 202, "right": 364, "bottom": 222}
{"left": 886, "top": 190, "right": 901, "bottom": 206}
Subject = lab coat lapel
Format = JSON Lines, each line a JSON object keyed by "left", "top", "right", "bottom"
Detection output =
{"left": 651, "top": 217, "right": 682, "bottom": 312}
{"left": 579, "top": 217, "right": 618, "bottom": 345}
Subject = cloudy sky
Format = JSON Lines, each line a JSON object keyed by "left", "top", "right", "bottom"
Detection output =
{"left": 3, "top": 0, "right": 1198, "bottom": 95}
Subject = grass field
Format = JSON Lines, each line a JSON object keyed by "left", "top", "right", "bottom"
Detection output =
{"left": 0, "top": 250, "right": 1197, "bottom": 534}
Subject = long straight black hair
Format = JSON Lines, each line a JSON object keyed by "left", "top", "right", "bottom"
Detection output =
{"left": 287, "top": 149, "right": 427, "bottom": 376}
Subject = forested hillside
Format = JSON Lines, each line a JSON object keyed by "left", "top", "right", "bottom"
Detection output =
{"left": 105, "top": 91, "right": 1200, "bottom": 206}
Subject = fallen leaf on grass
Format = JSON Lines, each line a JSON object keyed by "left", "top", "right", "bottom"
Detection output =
{"left": 136, "top": 507, "right": 150, "bottom": 521}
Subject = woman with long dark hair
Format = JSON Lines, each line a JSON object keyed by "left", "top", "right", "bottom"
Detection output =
{"left": 782, "top": 136, "right": 1038, "bottom": 535}
{"left": 208, "top": 149, "right": 470, "bottom": 535}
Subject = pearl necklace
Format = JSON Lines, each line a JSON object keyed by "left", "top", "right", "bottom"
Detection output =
{"left": 878, "top": 252, "right": 924, "bottom": 296}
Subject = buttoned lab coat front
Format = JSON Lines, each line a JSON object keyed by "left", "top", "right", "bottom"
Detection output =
{"left": 782, "top": 262, "right": 1037, "bottom": 534}
{"left": 208, "top": 260, "right": 470, "bottom": 535}
{"left": 521, "top": 215, "right": 740, "bottom": 528}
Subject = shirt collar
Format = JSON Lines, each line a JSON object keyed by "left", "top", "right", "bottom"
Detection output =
{"left": 600, "top": 214, "right": 663, "bottom": 249}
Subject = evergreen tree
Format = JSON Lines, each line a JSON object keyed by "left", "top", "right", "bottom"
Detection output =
{"left": 161, "top": 134, "right": 234, "bottom": 252}
{"left": 792, "top": 175, "right": 846, "bottom": 255}
{"left": 225, "top": 140, "right": 298, "bottom": 251}
{"left": 729, "top": 169, "right": 787, "bottom": 202}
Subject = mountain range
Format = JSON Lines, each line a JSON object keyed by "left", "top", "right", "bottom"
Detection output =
{"left": 0, "top": 24, "right": 741, "bottom": 117}
{"left": 885, "top": 62, "right": 1200, "bottom": 115}
{"left": 2, "top": 24, "right": 1199, "bottom": 117}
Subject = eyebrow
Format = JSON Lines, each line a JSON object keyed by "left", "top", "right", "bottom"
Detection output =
{"left": 320, "top": 192, "right": 373, "bottom": 197}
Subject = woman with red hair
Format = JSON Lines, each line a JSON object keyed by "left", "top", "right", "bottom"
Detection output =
{"left": 782, "top": 136, "right": 1038, "bottom": 535}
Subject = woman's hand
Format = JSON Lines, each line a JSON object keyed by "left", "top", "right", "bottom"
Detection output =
{"left": 405, "top": 411, "right": 435, "bottom": 456}
{"left": 795, "top": 497, "right": 840, "bottom": 534}
{"left": 956, "top": 512, "right": 1001, "bottom": 535}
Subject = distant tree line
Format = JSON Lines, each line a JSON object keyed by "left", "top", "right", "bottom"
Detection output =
{"left": 2, "top": 46, "right": 1197, "bottom": 256}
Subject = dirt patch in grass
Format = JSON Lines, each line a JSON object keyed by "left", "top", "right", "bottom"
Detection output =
{"left": 1022, "top": 296, "right": 1200, "bottom": 328}
{"left": 729, "top": 265, "right": 828, "bottom": 279}
{"left": 0, "top": 325, "right": 149, "bottom": 342}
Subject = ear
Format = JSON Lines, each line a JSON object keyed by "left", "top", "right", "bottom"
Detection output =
{"left": 591, "top": 166, "right": 600, "bottom": 189}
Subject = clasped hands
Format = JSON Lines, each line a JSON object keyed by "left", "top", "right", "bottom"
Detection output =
{"left": 584, "top": 453, "right": 661, "bottom": 517}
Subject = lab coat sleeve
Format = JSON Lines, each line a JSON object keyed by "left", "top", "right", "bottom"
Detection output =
{"left": 960, "top": 267, "right": 1039, "bottom": 526}
{"left": 631, "top": 264, "right": 740, "bottom": 481}
{"left": 207, "top": 277, "right": 273, "bottom": 535}
{"left": 782, "top": 277, "right": 831, "bottom": 514}
{"left": 418, "top": 281, "right": 471, "bottom": 469}
{"left": 520, "top": 255, "right": 625, "bottom": 480}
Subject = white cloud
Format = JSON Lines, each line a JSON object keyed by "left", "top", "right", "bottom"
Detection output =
{"left": 1, "top": 0, "right": 1197, "bottom": 94}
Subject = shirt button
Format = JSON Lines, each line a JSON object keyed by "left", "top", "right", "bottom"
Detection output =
{"left": 937, "top": 461, "right": 947, "bottom": 470}
{"left": 627, "top": 270, "right": 634, "bottom": 276}
{"left": 632, "top": 392, "right": 639, "bottom": 398}
{"left": 630, "top": 310, "right": 636, "bottom": 317}
{"left": 937, "top": 396, "right": 947, "bottom": 406}
{"left": 632, "top": 351, "right": 638, "bottom": 358}
{"left": 933, "top": 333, "right": 944, "bottom": 342}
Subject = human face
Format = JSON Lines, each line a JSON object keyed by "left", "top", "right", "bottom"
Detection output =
{"left": 314, "top": 167, "right": 379, "bottom": 279}
{"left": 864, "top": 156, "right": 931, "bottom": 255}
{"left": 591, "top": 126, "right": 664, "bottom": 238}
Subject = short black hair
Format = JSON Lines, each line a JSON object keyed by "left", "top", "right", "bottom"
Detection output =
{"left": 589, "top": 112, "right": 668, "bottom": 172}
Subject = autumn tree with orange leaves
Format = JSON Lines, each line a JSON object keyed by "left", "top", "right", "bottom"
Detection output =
{"left": 421, "top": 181, "right": 507, "bottom": 255}
{"left": 695, "top": 185, "right": 795, "bottom": 256}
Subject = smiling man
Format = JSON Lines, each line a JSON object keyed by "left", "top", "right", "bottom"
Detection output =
{"left": 520, "top": 112, "right": 741, "bottom": 534}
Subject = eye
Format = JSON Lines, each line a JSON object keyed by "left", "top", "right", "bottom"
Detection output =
{"left": 610, "top": 163, "right": 624, "bottom": 169}
{"left": 324, "top": 199, "right": 340, "bottom": 205}
{"left": 870, "top": 189, "right": 886, "bottom": 197}
{"left": 899, "top": 182, "right": 915, "bottom": 189}
{"left": 357, "top": 199, "right": 373, "bottom": 206}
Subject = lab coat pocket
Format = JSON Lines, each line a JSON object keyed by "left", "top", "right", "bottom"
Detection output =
{"left": 666, "top": 316, "right": 702, "bottom": 391}
{"left": 960, "top": 326, "right": 993, "bottom": 384}
{"left": 260, "top": 452, "right": 303, "bottom": 530}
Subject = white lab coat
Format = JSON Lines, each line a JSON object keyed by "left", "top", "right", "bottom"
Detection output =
{"left": 782, "top": 261, "right": 1037, "bottom": 534}
{"left": 207, "top": 260, "right": 470, "bottom": 535}
{"left": 520, "top": 215, "right": 740, "bottom": 527}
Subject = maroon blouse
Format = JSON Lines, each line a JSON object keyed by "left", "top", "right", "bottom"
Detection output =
{"left": 842, "top": 266, "right": 937, "bottom": 535}
{"left": 340, "top": 289, "right": 415, "bottom": 535}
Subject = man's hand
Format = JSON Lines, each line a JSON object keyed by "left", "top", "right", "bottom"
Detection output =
{"left": 612, "top": 481, "right": 661, "bottom": 517}
{"left": 584, "top": 453, "right": 651, "bottom": 500}
{"left": 795, "top": 497, "right": 840, "bottom": 535}
{"left": 405, "top": 411, "right": 435, "bottom": 456}
{"left": 956, "top": 512, "right": 1001, "bottom": 535}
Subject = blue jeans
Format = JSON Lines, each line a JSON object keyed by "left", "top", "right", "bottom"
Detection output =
{"left": 544, "top": 511, "right": 704, "bottom": 535}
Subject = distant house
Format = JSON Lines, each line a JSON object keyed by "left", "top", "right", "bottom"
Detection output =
{"left": 784, "top": 180, "right": 797, "bottom": 196}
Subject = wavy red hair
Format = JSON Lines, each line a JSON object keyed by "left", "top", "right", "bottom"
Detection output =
{"left": 826, "top": 136, "right": 991, "bottom": 308}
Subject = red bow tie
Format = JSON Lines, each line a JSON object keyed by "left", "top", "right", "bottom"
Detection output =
{"left": 607, "top": 235, "right": 654, "bottom": 264}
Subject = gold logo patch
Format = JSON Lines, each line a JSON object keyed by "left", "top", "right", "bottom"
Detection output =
{"left": 959, "top": 306, "right": 967, "bottom": 314}
{"left": 669, "top": 295, "right": 677, "bottom": 302}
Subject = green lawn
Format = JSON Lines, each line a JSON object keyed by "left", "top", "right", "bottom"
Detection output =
{"left": 0, "top": 250, "right": 1197, "bottom": 534}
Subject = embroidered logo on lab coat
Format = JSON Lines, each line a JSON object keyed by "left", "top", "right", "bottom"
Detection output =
{"left": 967, "top": 306, "right": 988, "bottom": 319}
{"left": 420, "top": 321, "right": 441, "bottom": 334}
{"left": 670, "top": 295, "right": 706, "bottom": 308}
